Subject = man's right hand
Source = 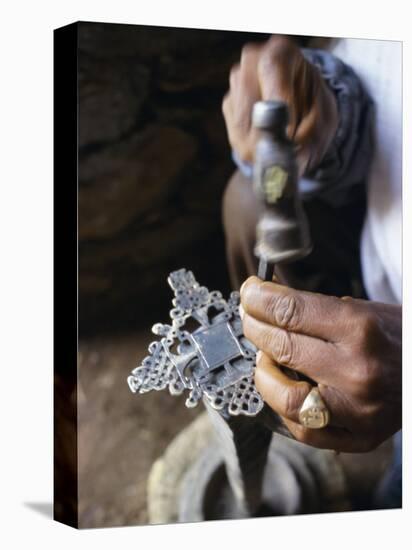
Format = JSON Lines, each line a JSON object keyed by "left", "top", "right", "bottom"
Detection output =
{"left": 222, "top": 35, "right": 338, "bottom": 175}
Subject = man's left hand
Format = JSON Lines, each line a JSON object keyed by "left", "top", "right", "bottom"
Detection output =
{"left": 240, "top": 276, "right": 402, "bottom": 452}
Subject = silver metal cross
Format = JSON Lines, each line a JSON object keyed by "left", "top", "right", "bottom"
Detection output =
{"left": 128, "top": 269, "right": 287, "bottom": 516}
{"left": 128, "top": 269, "right": 264, "bottom": 417}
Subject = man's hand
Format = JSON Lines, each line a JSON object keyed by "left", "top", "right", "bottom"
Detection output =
{"left": 222, "top": 35, "right": 338, "bottom": 175}
{"left": 240, "top": 276, "right": 402, "bottom": 453}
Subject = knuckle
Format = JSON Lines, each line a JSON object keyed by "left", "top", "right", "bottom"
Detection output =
{"left": 356, "top": 311, "right": 380, "bottom": 345}
{"left": 363, "top": 358, "right": 380, "bottom": 389}
{"left": 356, "top": 360, "right": 381, "bottom": 398}
{"left": 275, "top": 331, "right": 295, "bottom": 367}
{"left": 359, "top": 402, "right": 381, "bottom": 431}
{"left": 265, "top": 36, "right": 295, "bottom": 59}
{"left": 240, "top": 42, "right": 260, "bottom": 63}
{"left": 261, "top": 328, "right": 275, "bottom": 354}
{"left": 340, "top": 300, "right": 360, "bottom": 330}
{"left": 267, "top": 292, "right": 302, "bottom": 331}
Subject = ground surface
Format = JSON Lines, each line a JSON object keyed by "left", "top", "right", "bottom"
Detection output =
{"left": 78, "top": 330, "right": 200, "bottom": 528}
{"left": 78, "top": 331, "right": 393, "bottom": 529}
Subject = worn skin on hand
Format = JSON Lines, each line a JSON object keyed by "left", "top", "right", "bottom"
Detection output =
{"left": 240, "top": 276, "right": 402, "bottom": 453}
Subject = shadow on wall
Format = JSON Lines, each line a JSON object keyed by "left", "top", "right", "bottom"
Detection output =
{"left": 77, "top": 22, "right": 275, "bottom": 335}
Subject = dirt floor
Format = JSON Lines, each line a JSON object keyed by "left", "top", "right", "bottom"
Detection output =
{"left": 78, "top": 329, "right": 201, "bottom": 528}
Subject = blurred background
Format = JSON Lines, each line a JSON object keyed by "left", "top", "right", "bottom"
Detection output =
{"left": 77, "top": 22, "right": 278, "bottom": 332}
{"left": 75, "top": 21, "right": 274, "bottom": 528}
{"left": 55, "top": 23, "right": 376, "bottom": 528}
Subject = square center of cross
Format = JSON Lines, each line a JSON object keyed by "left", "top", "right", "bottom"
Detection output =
{"left": 192, "top": 322, "right": 243, "bottom": 370}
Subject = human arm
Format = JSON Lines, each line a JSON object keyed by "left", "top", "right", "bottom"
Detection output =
{"left": 222, "top": 35, "right": 374, "bottom": 206}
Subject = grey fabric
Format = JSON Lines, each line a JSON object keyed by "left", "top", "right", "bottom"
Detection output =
{"left": 373, "top": 430, "right": 402, "bottom": 509}
{"left": 301, "top": 48, "right": 374, "bottom": 206}
{"left": 231, "top": 48, "right": 375, "bottom": 207}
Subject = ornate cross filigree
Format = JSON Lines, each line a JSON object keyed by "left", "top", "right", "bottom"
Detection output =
{"left": 128, "top": 269, "right": 264, "bottom": 416}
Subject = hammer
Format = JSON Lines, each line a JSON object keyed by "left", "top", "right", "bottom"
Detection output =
{"left": 252, "top": 100, "right": 312, "bottom": 282}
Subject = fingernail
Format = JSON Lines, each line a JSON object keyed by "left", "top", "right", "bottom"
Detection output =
{"left": 256, "top": 350, "right": 262, "bottom": 363}
{"left": 239, "top": 304, "right": 245, "bottom": 320}
{"left": 240, "top": 281, "right": 247, "bottom": 295}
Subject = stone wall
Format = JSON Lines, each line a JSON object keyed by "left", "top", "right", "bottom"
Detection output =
{"left": 77, "top": 22, "right": 270, "bottom": 334}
